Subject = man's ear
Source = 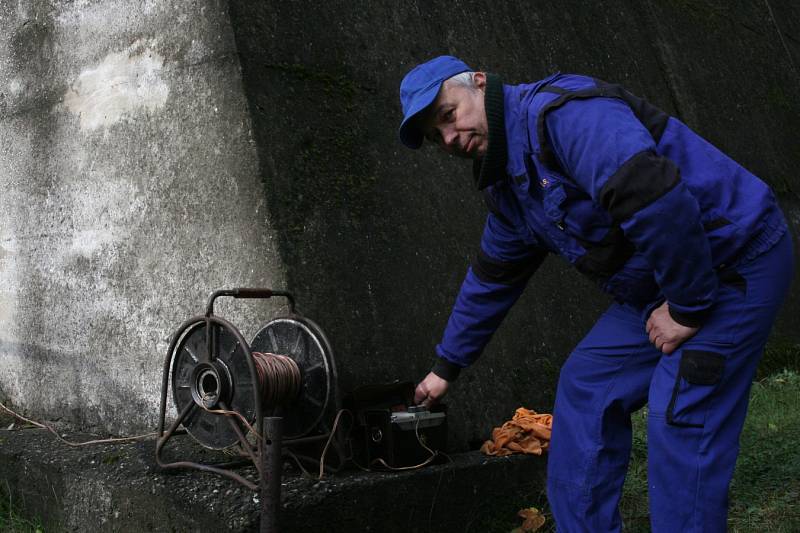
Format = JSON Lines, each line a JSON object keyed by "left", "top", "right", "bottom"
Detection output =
{"left": 473, "top": 72, "right": 487, "bottom": 92}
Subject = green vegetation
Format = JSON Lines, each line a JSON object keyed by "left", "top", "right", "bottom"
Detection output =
{"left": 728, "top": 370, "right": 800, "bottom": 532}
{"left": 100, "top": 451, "right": 125, "bottom": 465}
{"left": 0, "top": 484, "right": 42, "bottom": 533}
{"left": 0, "top": 408, "right": 42, "bottom": 532}
{"left": 488, "top": 369, "right": 800, "bottom": 532}
{"left": 620, "top": 370, "right": 800, "bottom": 532}
{"left": 760, "top": 340, "right": 800, "bottom": 379}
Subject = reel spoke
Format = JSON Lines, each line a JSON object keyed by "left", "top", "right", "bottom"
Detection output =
{"left": 251, "top": 317, "right": 336, "bottom": 439}
{"left": 171, "top": 322, "right": 256, "bottom": 450}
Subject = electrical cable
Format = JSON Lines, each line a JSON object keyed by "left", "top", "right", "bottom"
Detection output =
{"left": 317, "top": 408, "right": 352, "bottom": 479}
{"left": 199, "top": 351, "right": 354, "bottom": 479}
{"left": 199, "top": 351, "right": 301, "bottom": 441}
{"left": 0, "top": 401, "right": 156, "bottom": 446}
{"left": 0, "top": 353, "right": 298, "bottom": 449}
{"left": 4, "top": 347, "right": 441, "bottom": 480}
{"left": 368, "top": 416, "right": 440, "bottom": 471}
{"left": 284, "top": 448, "right": 315, "bottom": 477}
{"left": 251, "top": 352, "right": 302, "bottom": 408}
{"left": 199, "top": 401, "right": 261, "bottom": 440}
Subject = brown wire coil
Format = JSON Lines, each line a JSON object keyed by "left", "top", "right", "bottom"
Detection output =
{"left": 252, "top": 351, "right": 302, "bottom": 407}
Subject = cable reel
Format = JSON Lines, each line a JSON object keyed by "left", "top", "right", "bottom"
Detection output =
{"left": 156, "top": 288, "right": 339, "bottom": 492}
{"left": 250, "top": 316, "right": 335, "bottom": 440}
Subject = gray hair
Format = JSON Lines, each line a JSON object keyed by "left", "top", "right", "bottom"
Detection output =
{"left": 446, "top": 71, "right": 478, "bottom": 90}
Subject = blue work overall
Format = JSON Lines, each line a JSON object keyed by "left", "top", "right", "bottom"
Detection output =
{"left": 430, "top": 73, "right": 792, "bottom": 532}
{"left": 547, "top": 231, "right": 793, "bottom": 531}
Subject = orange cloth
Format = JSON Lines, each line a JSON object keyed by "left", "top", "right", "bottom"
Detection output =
{"left": 480, "top": 407, "right": 552, "bottom": 456}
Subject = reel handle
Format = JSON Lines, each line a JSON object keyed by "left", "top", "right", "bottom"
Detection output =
{"left": 206, "top": 288, "right": 296, "bottom": 316}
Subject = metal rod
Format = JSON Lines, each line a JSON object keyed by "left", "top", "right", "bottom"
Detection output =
{"left": 283, "top": 432, "right": 331, "bottom": 446}
{"left": 219, "top": 400, "right": 261, "bottom": 474}
{"left": 261, "top": 416, "right": 283, "bottom": 533}
{"left": 156, "top": 400, "right": 196, "bottom": 460}
{"left": 205, "top": 288, "right": 296, "bottom": 316}
{"left": 156, "top": 401, "right": 260, "bottom": 491}
{"left": 269, "top": 290, "right": 296, "bottom": 314}
{"left": 158, "top": 317, "right": 205, "bottom": 436}
{"left": 157, "top": 460, "right": 259, "bottom": 491}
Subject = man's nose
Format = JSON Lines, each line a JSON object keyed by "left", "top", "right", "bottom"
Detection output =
{"left": 442, "top": 128, "right": 459, "bottom": 149}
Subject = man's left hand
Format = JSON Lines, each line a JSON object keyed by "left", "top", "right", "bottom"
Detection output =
{"left": 646, "top": 301, "right": 699, "bottom": 355}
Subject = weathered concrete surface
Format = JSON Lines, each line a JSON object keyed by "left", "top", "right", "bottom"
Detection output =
{"left": 0, "top": 420, "right": 548, "bottom": 532}
{"left": 0, "top": 0, "right": 799, "bottom": 454}
{"left": 228, "top": 0, "right": 800, "bottom": 450}
{"left": 0, "top": 0, "right": 287, "bottom": 434}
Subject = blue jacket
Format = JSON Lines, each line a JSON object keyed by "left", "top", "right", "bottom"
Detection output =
{"left": 433, "top": 73, "right": 787, "bottom": 380}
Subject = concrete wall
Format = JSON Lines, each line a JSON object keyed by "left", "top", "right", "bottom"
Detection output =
{"left": 0, "top": 0, "right": 287, "bottom": 434}
{"left": 1, "top": 0, "right": 798, "bottom": 451}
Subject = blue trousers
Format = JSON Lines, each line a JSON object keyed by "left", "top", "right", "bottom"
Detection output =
{"left": 547, "top": 231, "right": 794, "bottom": 532}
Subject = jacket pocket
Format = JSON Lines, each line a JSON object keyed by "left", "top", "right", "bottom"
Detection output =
{"left": 718, "top": 268, "right": 747, "bottom": 294}
{"left": 666, "top": 349, "right": 725, "bottom": 428}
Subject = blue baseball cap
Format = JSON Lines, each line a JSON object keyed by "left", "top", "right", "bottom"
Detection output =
{"left": 398, "top": 55, "right": 472, "bottom": 149}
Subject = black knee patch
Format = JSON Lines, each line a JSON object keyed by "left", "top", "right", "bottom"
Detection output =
{"left": 680, "top": 350, "right": 725, "bottom": 385}
{"left": 667, "top": 350, "right": 726, "bottom": 427}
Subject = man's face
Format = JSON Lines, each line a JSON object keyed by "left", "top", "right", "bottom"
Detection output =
{"left": 420, "top": 72, "right": 488, "bottom": 159}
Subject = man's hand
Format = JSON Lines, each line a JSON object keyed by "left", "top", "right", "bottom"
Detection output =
{"left": 646, "top": 301, "right": 699, "bottom": 354}
{"left": 414, "top": 372, "right": 450, "bottom": 407}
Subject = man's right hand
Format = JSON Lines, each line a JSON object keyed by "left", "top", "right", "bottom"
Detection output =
{"left": 414, "top": 371, "right": 450, "bottom": 407}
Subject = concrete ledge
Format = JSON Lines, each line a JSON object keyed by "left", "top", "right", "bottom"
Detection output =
{"left": 0, "top": 424, "right": 547, "bottom": 532}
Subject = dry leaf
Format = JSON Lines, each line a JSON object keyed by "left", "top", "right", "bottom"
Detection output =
{"left": 516, "top": 506, "right": 546, "bottom": 531}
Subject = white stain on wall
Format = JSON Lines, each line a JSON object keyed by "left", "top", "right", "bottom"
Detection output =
{"left": 63, "top": 39, "right": 169, "bottom": 131}
{"left": 7, "top": 78, "right": 24, "bottom": 96}
{"left": 64, "top": 177, "right": 146, "bottom": 266}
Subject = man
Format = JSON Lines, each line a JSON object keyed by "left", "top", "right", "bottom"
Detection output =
{"left": 398, "top": 55, "right": 793, "bottom": 532}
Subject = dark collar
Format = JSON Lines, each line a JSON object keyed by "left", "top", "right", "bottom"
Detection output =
{"left": 473, "top": 73, "right": 508, "bottom": 190}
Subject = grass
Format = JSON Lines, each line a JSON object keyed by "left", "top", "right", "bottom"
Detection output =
{"left": 489, "top": 369, "right": 800, "bottom": 532}
{"left": 759, "top": 340, "right": 800, "bottom": 379}
{"left": 0, "top": 484, "right": 43, "bottom": 533}
{"left": 0, "top": 407, "right": 43, "bottom": 533}
{"left": 620, "top": 370, "right": 800, "bottom": 533}
{"left": 727, "top": 370, "right": 800, "bottom": 532}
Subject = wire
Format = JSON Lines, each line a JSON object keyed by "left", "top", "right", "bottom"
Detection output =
{"left": 0, "top": 352, "right": 439, "bottom": 481}
{"left": 197, "top": 351, "right": 302, "bottom": 444}
{"left": 252, "top": 352, "right": 302, "bottom": 407}
{"left": 0, "top": 401, "right": 156, "bottom": 446}
{"left": 199, "top": 401, "right": 261, "bottom": 439}
{"left": 367, "top": 415, "right": 441, "bottom": 472}
{"left": 317, "top": 409, "right": 352, "bottom": 479}
{"left": 284, "top": 448, "right": 315, "bottom": 477}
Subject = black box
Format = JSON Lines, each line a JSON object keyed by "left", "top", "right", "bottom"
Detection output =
{"left": 343, "top": 382, "right": 447, "bottom": 469}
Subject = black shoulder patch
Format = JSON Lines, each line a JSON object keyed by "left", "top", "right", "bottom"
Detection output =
{"left": 599, "top": 151, "right": 680, "bottom": 222}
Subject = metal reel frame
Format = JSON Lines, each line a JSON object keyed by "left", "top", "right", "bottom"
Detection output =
{"left": 156, "top": 312, "right": 266, "bottom": 489}
{"left": 155, "top": 287, "right": 340, "bottom": 493}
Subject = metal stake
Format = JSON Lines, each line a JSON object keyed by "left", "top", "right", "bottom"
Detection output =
{"left": 261, "top": 416, "right": 283, "bottom": 533}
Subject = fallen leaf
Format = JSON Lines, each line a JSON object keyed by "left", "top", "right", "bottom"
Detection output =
{"left": 517, "top": 506, "right": 546, "bottom": 531}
